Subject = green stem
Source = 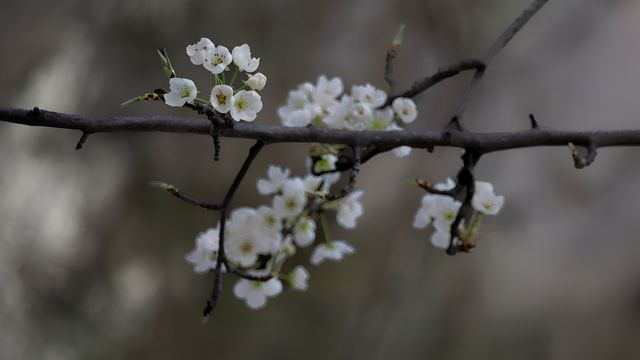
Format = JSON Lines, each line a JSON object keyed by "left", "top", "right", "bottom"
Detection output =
{"left": 320, "top": 213, "right": 333, "bottom": 245}
{"left": 229, "top": 66, "right": 240, "bottom": 86}
{"left": 221, "top": 71, "right": 226, "bottom": 84}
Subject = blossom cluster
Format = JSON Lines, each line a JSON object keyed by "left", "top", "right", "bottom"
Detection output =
{"left": 413, "top": 178, "right": 504, "bottom": 249}
{"left": 185, "top": 163, "right": 364, "bottom": 310}
{"left": 163, "top": 37, "right": 266, "bottom": 122}
{"left": 278, "top": 76, "right": 418, "bottom": 160}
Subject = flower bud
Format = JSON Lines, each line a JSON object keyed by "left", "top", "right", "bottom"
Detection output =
{"left": 246, "top": 72, "right": 267, "bottom": 90}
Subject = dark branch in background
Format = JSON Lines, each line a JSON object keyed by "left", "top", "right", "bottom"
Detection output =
{"left": 450, "top": 0, "right": 550, "bottom": 129}
{"left": 75, "top": 131, "right": 91, "bottom": 150}
{"left": 202, "top": 141, "right": 264, "bottom": 317}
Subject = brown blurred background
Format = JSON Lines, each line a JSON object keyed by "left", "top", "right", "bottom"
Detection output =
{"left": 2, "top": 0, "right": 640, "bottom": 359}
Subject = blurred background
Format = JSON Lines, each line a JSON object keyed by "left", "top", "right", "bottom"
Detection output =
{"left": 1, "top": 0, "right": 640, "bottom": 358}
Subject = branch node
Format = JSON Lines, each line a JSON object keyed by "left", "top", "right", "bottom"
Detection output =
{"left": 569, "top": 142, "right": 598, "bottom": 169}
{"left": 529, "top": 113, "right": 540, "bottom": 129}
{"left": 75, "top": 131, "right": 92, "bottom": 150}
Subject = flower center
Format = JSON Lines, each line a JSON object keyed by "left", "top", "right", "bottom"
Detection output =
{"left": 216, "top": 92, "right": 227, "bottom": 105}
{"left": 240, "top": 241, "right": 253, "bottom": 254}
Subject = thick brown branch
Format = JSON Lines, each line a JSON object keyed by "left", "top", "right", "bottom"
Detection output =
{"left": 4, "top": 106, "right": 640, "bottom": 156}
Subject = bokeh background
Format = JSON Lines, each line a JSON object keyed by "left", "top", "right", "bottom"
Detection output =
{"left": 2, "top": 0, "right": 640, "bottom": 359}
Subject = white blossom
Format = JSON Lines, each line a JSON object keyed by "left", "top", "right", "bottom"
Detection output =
{"left": 337, "top": 190, "right": 364, "bottom": 229}
{"left": 293, "top": 217, "right": 316, "bottom": 247}
{"left": 351, "top": 83, "right": 387, "bottom": 108}
{"left": 230, "top": 90, "right": 262, "bottom": 122}
{"left": 273, "top": 178, "right": 307, "bottom": 219}
{"left": 289, "top": 266, "right": 310, "bottom": 291}
{"left": 314, "top": 153, "right": 338, "bottom": 173}
{"left": 257, "top": 165, "right": 290, "bottom": 195}
{"left": 185, "top": 227, "right": 219, "bottom": 273}
{"left": 233, "top": 278, "right": 282, "bottom": 309}
{"left": 323, "top": 95, "right": 354, "bottom": 129}
{"left": 392, "top": 97, "right": 418, "bottom": 124}
{"left": 350, "top": 102, "right": 373, "bottom": 127}
{"left": 210, "top": 85, "right": 234, "bottom": 113}
{"left": 246, "top": 72, "right": 267, "bottom": 91}
{"left": 310, "top": 240, "right": 355, "bottom": 265}
{"left": 413, "top": 194, "right": 461, "bottom": 230}
{"left": 278, "top": 90, "right": 314, "bottom": 127}
{"left": 472, "top": 181, "right": 504, "bottom": 215}
{"left": 385, "top": 123, "right": 412, "bottom": 158}
{"left": 366, "top": 108, "right": 395, "bottom": 131}
{"left": 186, "top": 37, "right": 214, "bottom": 65}
{"left": 164, "top": 78, "right": 197, "bottom": 107}
{"left": 203, "top": 45, "right": 232, "bottom": 74}
{"left": 232, "top": 44, "right": 260, "bottom": 72}
{"left": 313, "top": 75, "right": 343, "bottom": 108}
{"left": 225, "top": 208, "right": 273, "bottom": 267}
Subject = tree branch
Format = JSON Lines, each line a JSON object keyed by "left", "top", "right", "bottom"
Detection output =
{"left": 450, "top": 0, "right": 550, "bottom": 129}
{"left": 4, "top": 106, "right": 640, "bottom": 159}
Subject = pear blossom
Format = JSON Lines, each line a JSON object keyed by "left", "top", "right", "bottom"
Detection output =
{"left": 392, "top": 97, "right": 418, "bottom": 124}
{"left": 366, "top": 108, "right": 395, "bottom": 131}
{"left": 336, "top": 190, "right": 364, "bottom": 229}
{"left": 435, "top": 178, "right": 456, "bottom": 191}
{"left": 293, "top": 217, "right": 316, "bottom": 247}
{"left": 185, "top": 227, "right": 219, "bottom": 273}
{"left": 278, "top": 90, "right": 315, "bottom": 127}
{"left": 413, "top": 194, "right": 461, "bottom": 230}
{"left": 323, "top": 95, "right": 354, "bottom": 129}
{"left": 225, "top": 208, "right": 273, "bottom": 267}
{"left": 386, "top": 123, "right": 412, "bottom": 158}
{"left": 203, "top": 45, "right": 232, "bottom": 74}
{"left": 314, "top": 153, "right": 338, "bottom": 173}
{"left": 273, "top": 178, "right": 307, "bottom": 219}
{"left": 246, "top": 72, "right": 267, "bottom": 91}
{"left": 186, "top": 37, "right": 214, "bottom": 65}
{"left": 232, "top": 44, "right": 260, "bottom": 72}
{"left": 233, "top": 278, "right": 282, "bottom": 309}
{"left": 310, "top": 240, "right": 355, "bottom": 265}
{"left": 289, "top": 266, "right": 310, "bottom": 291}
{"left": 351, "top": 83, "right": 387, "bottom": 108}
{"left": 257, "top": 165, "right": 290, "bottom": 195}
{"left": 256, "top": 205, "right": 282, "bottom": 234}
{"left": 230, "top": 90, "right": 262, "bottom": 122}
{"left": 472, "top": 181, "right": 504, "bottom": 215}
{"left": 313, "top": 75, "right": 343, "bottom": 107}
{"left": 210, "top": 85, "right": 234, "bottom": 113}
{"left": 164, "top": 78, "right": 197, "bottom": 107}
{"left": 350, "top": 102, "right": 374, "bottom": 127}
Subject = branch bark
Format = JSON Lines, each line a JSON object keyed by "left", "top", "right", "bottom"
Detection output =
{"left": 3, "top": 106, "right": 640, "bottom": 156}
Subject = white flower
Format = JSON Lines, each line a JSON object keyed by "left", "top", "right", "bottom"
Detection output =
{"left": 310, "top": 240, "right": 355, "bottom": 265}
{"left": 273, "top": 178, "right": 307, "bottom": 219}
{"left": 233, "top": 278, "right": 282, "bottom": 310}
{"left": 225, "top": 208, "right": 272, "bottom": 267}
{"left": 323, "top": 95, "right": 354, "bottom": 129}
{"left": 232, "top": 44, "right": 260, "bottom": 72}
{"left": 230, "top": 90, "right": 262, "bottom": 122}
{"left": 351, "top": 83, "right": 387, "bottom": 108}
{"left": 203, "top": 45, "right": 232, "bottom": 74}
{"left": 350, "top": 102, "right": 373, "bottom": 127}
{"left": 472, "top": 181, "right": 504, "bottom": 215}
{"left": 435, "top": 178, "right": 456, "bottom": 191}
{"left": 313, "top": 75, "right": 343, "bottom": 108}
{"left": 367, "top": 108, "right": 395, "bottom": 131}
{"left": 289, "top": 266, "right": 310, "bottom": 291}
{"left": 293, "top": 217, "right": 316, "bottom": 247}
{"left": 256, "top": 205, "right": 282, "bottom": 234}
{"left": 210, "top": 85, "right": 234, "bottom": 113}
{"left": 430, "top": 229, "right": 451, "bottom": 249}
{"left": 164, "top": 78, "right": 197, "bottom": 107}
{"left": 413, "top": 194, "right": 461, "bottom": 229}
{"left": 385, "top": 123, "right": 412, "bottom": 158}
{"left": 392, "top": 97, "right": 418, "bottom": 124}
{"left": 257, "top": 165, "right": 290, "bottom": 195}
{"left": 246, "top": 72, "right": 267, "bottom": 91}
{"left": 314, "top": 153, "right": 338, "bottom": 173}
{"left": 337, "top": 190, "right": 364, "bottom": 229}
{"left": 278, "top": 90, "right": 314, "bottom": 127}
{"left": 392, "top": 146, "right": 412, "bottom": 157}
{"left": 185, "top": 227, "right": 219, "bottom": 273}
{"left": 186, "top": 37, "right": 214, "bottom": 65}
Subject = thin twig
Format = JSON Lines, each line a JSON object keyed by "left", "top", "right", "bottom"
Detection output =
{"left": 449, "top": 0, "right": 550, "bottom": 129}
{"left": 75, "top": 131, "right": 91, "bottom": 150}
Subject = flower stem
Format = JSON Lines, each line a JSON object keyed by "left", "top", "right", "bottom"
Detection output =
{"left": 229, "top": 66, "right": 240, "bottom": 86}
{"left": 320, "top": 213, "right": 333, "bottom": 245}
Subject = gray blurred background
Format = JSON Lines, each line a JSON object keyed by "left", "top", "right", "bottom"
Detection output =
{"left": 2, "top": 0, "right": 640, "bottom": 359}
